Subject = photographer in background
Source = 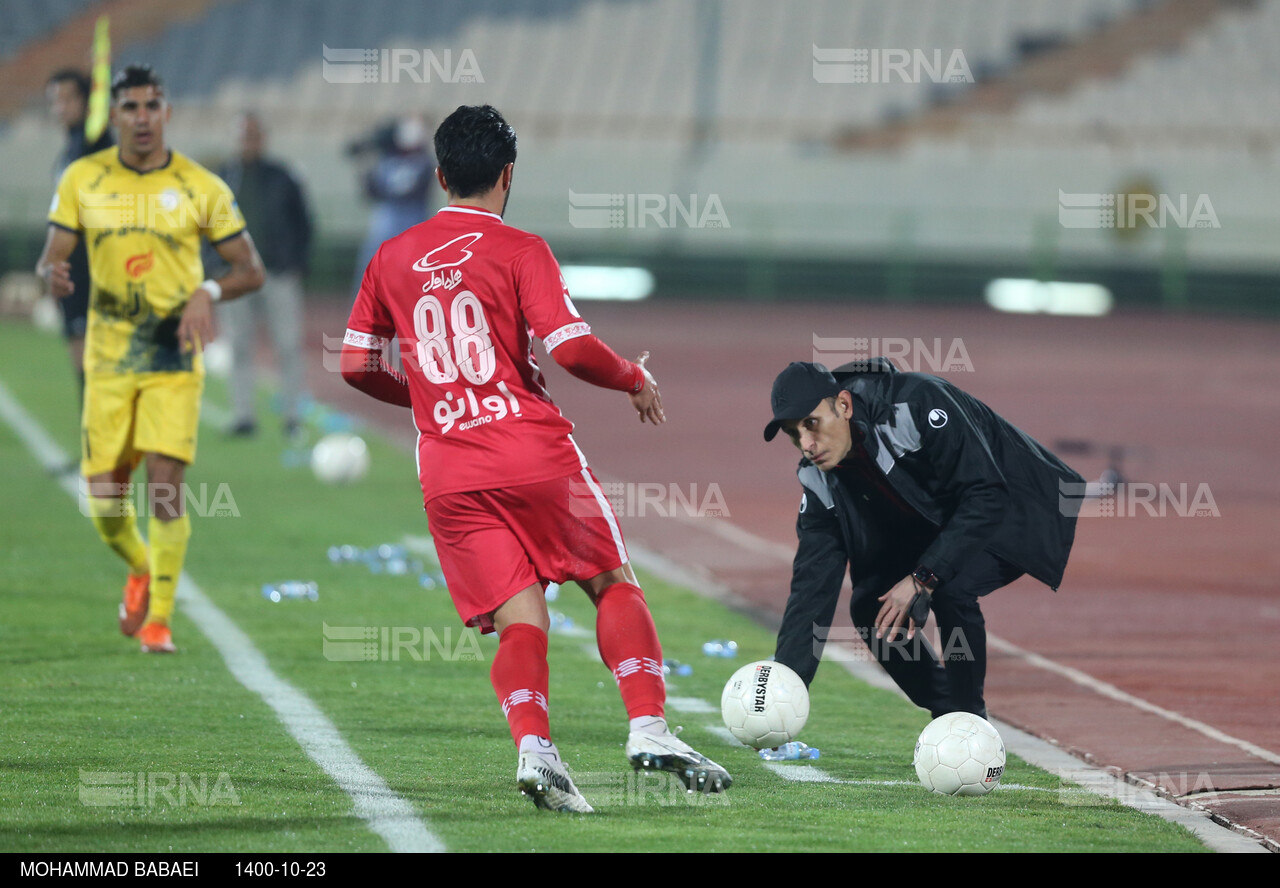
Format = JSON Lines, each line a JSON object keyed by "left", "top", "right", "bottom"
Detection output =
{"left": 347, "top": 115, "right": 434, "bottom": 297}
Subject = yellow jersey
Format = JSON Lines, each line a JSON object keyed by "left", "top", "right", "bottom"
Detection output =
{"left": 48, "top": 146, "right": 246, "bottom": 375}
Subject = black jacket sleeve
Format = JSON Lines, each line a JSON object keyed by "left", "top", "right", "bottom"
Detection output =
{"left": 910, "top": 379, "right": 1011, "bottom": 584}
{"left": 773, "top": 485, "right": 848, "bottom": 687}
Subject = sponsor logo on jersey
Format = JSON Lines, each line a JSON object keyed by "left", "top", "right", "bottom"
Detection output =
{"left": 423, "top": 268, "right": 463, "bottom": 292}
{"left": 928, "top": 408, "right": 948, "bottom": 428}
{"left": 412, "top": 232, "right": 482, "bottom": 273}
{"left": 125, "top": 252, "right": 154, "bottom": 279}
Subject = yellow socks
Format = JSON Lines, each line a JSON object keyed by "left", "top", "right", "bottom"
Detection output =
{"left": 86, "top": 495, "right": 149, "bottom": 575}
{"left": 145, "top": 513, "right": 191, "bottom": 627}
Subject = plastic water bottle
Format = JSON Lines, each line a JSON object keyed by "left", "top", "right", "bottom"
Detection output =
{"left": 281, "top": 447, "right": 311, "bottom": 468}
{"left": 758, "top": 742, "right": 820, "bottom": 761}
{"left": 262, "top": 581, "right": 319, "bottom": 603}
{"left": 662, "top": 659, "right": 693, "bottom": 677}
{"left": 376, "top": 543, "right": 407, "bottom": 561}
{"left": 701, "top": 640, "right": 739, "bottom": 658}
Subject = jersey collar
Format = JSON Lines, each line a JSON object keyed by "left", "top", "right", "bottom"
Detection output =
{"left": 116, "top": 147, "right": 173, "bottom": 175}
{"left": 438, "top": 205, "right": 503, "bottom": 223}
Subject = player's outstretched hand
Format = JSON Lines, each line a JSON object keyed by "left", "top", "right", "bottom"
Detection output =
{"left": 42, "top": 261, "right": 74, "bottom": 299}
{"left": 177, "top": 287, "right": 216, "bottom": 354}
{"left": 629, "top": 351, "right": 665, "bottom": 425}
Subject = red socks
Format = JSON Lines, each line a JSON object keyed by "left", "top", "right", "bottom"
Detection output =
{"left": 491, "top": 623, "right": 551, "bottom": 746}
{"left": 490, "top": 584, "right": 666, "bottom": 749}
{"left": 595, "top": 582, "right": 665, "bottom": 720}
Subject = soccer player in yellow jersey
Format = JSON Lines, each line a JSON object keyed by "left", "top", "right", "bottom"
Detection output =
{"left": 37, "top": 66, "right": 265, "bottom": 653}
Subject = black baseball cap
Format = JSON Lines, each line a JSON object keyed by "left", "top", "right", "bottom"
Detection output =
{"left": 763, "top": 362, "right": 841, "bottom": 442}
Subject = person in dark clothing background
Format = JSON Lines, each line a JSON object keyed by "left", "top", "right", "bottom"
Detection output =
{"left": 763, "top": 359, "right": 1084, "bottom": 720}
{"left": 47, "top": 68, "right": 114, "bottom": 406}
{"left": 215, "top": 112, "right": 313, "bottom": 437}
{"left": 348, "top": 114, "right": 433, "bottom": 297}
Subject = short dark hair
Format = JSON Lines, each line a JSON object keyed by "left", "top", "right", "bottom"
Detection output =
{"left": 111, "top": 65, "right": 164, "bottom": 100}
{"left": 433, "top": 105, "right": 517, "bottom": 198}
{"left": 48, "top": 68, "right": 91, "bottom": 100}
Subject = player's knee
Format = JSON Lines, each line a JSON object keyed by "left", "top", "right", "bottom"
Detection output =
{"left": 578, "top": 565, "right": 639, "bottom": 604}
{"left": 492, "top": 584, "right": 551, "bottom": 635}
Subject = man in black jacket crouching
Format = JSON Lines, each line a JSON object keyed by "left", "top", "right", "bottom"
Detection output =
{"left": 764, "top": 358, "right": 1083, "bottom": 719}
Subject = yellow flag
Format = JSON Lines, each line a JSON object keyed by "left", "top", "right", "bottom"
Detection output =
{"left": 85, "top": 15, "right": 110, "bottom": 144}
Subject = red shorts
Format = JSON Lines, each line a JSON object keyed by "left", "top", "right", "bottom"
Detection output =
{"left": 426, "top": 469, "right": 629, "bottom": 634}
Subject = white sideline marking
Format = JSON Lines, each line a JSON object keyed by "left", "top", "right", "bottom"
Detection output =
{"left": 705, "top": 725, "right": 748, "bottom": 747}
{"left": 763, "top": 766, "right": 1159, "bottom": 796}
{"left": 0, "top": 379, "right": 444, "bottom": 854}
{"left": 667, "top": 696, "right": 719, "bottom": 714}
{"left": 763, "top": 763, "right": 844, "bottom": 783}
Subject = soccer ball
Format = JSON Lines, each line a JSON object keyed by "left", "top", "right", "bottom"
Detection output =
{"left": 310, "top": 433, "right": 370, "bottom": 485}
{"left": 913, "top": 711, "right": 1006, "bottom": 796}
{"left": 720, "top": 660, "right": 809, "bottom": 748}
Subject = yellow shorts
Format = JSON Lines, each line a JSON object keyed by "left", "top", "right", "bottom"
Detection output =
{"left": 81, "top": 371, "right": 204, "bottom": 477}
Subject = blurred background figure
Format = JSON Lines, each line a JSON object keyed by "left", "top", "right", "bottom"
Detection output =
{"left": 46, "top": 68, "right": 113, "bottom": 407}
{"left": 216, "top": 112, "right": 313, "bottom": 438}
{"left": 348, "top": 114, "right": 434, "bottom": 296}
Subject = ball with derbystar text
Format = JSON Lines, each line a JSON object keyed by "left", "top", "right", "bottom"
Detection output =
{"left": 721, "top": 660, "right": 809, "bottom": 748}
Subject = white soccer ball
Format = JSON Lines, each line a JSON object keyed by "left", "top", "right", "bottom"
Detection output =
{"left": 720, "top": 660, "right": 809, "bottom": 748}
{"left": 913, "top": 711, "right": 1006, "bottom": 796}
{"left": 310, "top": 433, "right": 370, "bottom": 485}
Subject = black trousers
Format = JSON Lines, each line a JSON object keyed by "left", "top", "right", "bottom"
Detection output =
{"left": 849, "top": 550, "right": 1024, "bottom": 719}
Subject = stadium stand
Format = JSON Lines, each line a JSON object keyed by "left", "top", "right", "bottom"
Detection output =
{"left": 0, "top": 0, "right": 99, "bottom": 60}
{"left": 1, "top": 0, "right": 1274, "bottom": 309}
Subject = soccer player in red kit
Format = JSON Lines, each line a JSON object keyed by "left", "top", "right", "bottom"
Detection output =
{"left": 340, "top": 105, "right": 731, "bottom": 813}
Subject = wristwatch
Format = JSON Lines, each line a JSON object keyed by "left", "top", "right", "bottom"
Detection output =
{"left": 911, "top": 566, "right": 939, "bottom": 593}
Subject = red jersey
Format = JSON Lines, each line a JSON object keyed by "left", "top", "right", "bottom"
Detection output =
{"left": 345, "top": 205, "right": 593, "bottom": 504}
